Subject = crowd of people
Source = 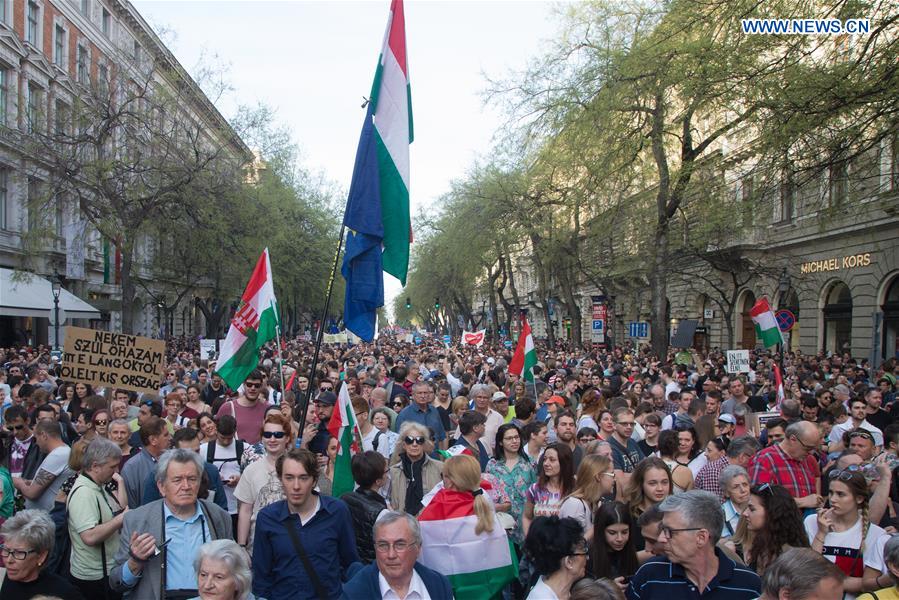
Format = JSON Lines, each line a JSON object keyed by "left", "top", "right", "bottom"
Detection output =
{"left": 1, "top": 335, "right": 899, "bottom": 600}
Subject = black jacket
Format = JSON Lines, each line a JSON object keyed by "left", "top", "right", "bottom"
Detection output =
{"left": 341, "top": 488, "right": 388, "bottom": 563}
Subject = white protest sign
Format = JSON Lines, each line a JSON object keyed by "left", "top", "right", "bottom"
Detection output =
{"left": 726, "top": 349, "right": 751, "bottom": 374}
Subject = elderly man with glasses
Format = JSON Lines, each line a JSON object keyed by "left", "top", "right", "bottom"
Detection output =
{"left": 340, "top": 511, "right": 452, "bottom": 599}
{"left": 627, "top": 490, "right": 761, "bottom": 600}
{"left": 748, "top": 420, "right": 823, "bottom": 515}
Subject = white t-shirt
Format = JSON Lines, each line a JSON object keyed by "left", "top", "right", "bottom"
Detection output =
{"left": 804, "top": 513, "right": 887, "bottom": 600}
{"left": 201, "top": 440, "right": 241, "bottom": 513}
{"left": 233, "top": 457, "right": 283, "bottom": 553}
{"left": 26, "top": 445, "right": 74, "bottom": 511}
{"left": 829, "top": 420, "right": 884, "bottom": 447}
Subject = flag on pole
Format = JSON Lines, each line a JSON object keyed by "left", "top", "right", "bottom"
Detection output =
{"left": 773, "top": 362, "right": 786, "bottom": 408}
{"left": 749, "top": 297, "right": 784, "bottom": 349}
{"left": 327, "top": 382, "right": 359, "bottom": 498}
{"left": 418, "top": 489, "right": 517, "bottom": 599}
{"left": 509, "top": 317, "right": 537, "bottom": 382}
{"left": 342, "top": 0, "right": 413, "bottom": 341}
{"left": 217, "top": 249, "right": 279, "bottom": 390}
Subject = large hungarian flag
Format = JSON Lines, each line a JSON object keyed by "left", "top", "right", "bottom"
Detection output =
{"left": 327, "top": 382, "right": 359, "bottom": 498}
{"left": 342, "top": 0, "right": 413, "bottom": 341}
{"left": 418, "top": 488, "right": 517, "bottom": 599}
{"left": 509, "top": 317, "right": 537, "bottom": 382}
{"left": 217, "top": 249, "right": 279, "bottom": 390}
{"left": 750, "top": 297, "right": 784, "bottom": 349}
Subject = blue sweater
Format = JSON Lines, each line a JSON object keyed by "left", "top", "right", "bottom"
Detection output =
{"left": 340, "top": 561, "right": 453, "bottom": 599}
{"left": 253, "top": 496, "right": 360, "bottom": 600}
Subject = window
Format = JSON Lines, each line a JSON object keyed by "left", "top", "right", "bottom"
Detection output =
{"left": 778, "top": 165, "right": 795, "bottom": 223}
{"left": 55, "top": 99, "right": 69, "bottom": 134}
{"left": 829, "top": 160, "right": 848, "bottom": 205}
{"left": 892, "top": 134, "right": 899, "bottom": 192}
{"left": 0, "top": 0, "right": 6, "bottom": 25}
{"left": 27, "top": 177, "right": 40, "bottom": 231}
{"left": 81, "top": 0, "right": 89, "bottom": 16}
{"left": 101, "top": 7, "right": 110, "bottom": 36}
{"left": 55, "top": 196, "right": 63, "bottom": 239}
{"left": 97, "top": 63, "right": 108, "bottom": 96}
{"left": 0, "top": 69, "right": 7, "bottom": 126}
{"left": 26, "top": 1, "right": 39, "bottom": 45}
{"left": 26, "top": 83, "right": 42, "bottom": 133}
{"left": 740, "top": 175, "right": 754, "bottom": 227}
{"left": 77, "top": 45, "right": 89, "bottom": 85}
{"left": 132, "top": 39, "right": 141, "bottom": 62}
{"left": 0, "top": 169, "right": 7, "bottom": 230}
{"left": 54, "top": 24, "right": 66, "bottom": 66}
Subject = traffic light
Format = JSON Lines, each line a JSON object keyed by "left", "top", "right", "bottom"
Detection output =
{"left": 434, "top": 297, "right": 440, "bottom": 310}
{"left": 405, "top": 297, "right": 411, "bottom": 309}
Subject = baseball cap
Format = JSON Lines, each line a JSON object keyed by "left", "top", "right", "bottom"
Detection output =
{"left": 717, "top": 414, "right": 736, "bottom": 425}
{"left": 492, "top": 391, "right": 508, "bottom": 402}
{"left": 316, "top": 391, "right": 337, "bottom": 406}
{"left": 546, "top": 395, "right": 567, "bottom": 406}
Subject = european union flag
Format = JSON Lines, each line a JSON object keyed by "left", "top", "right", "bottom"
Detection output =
{"left": 341, "top": 106, "right": 384, "bottom": 341}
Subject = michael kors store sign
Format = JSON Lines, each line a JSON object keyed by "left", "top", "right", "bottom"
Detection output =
{"left": 800, "top": 252, "right": 873, "bottom": 274}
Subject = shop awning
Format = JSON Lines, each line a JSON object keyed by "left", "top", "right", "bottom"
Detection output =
{"left": 0, "top": 268, "right": 102, "bottom": 319}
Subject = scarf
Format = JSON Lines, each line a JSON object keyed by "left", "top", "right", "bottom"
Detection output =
{"left": 401, "top": 453, "right": 425, "bottom": 516}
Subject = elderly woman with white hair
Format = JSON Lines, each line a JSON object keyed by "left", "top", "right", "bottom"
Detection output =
{"left": 189, "top": 539, "right": 254, "bottom": 600}
{"left": 0, "top": 509, "right": 85, "bottom": 599}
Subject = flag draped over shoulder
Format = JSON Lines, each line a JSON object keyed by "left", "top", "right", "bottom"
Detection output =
{"left": 217, "top": 249, "right": 279, "bottom": 390}
{"left": 750, "top": 297, "right": 784, "bottom": 349}
{"left": 508, "top": 317, "right": 537, "bottom": 382}
{"left": 417, "top": 489, "right": 517, "bottom": 600}
{"left": 342, "top": 0, "right": 413, "bottom": 341}
{"left": 327, "top": 383, "right": 359, "bottom": 497}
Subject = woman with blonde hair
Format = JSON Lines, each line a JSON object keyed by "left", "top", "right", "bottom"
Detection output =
{"left": 388, "top": 421, "right": 443, "bottom": 515}
{"left": 443, "top": 454, "right": 495, "bottom": 534}
{"left": 559, "top": 454, "right": 616, "bottom": 541}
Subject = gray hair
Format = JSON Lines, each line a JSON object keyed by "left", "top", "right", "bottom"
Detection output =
{"left": 659, "top": 490, "right": 725, "bottom": 544}
{"left": 193, "top": 540, "right": 253, "bottom": 600}
{"left": 0, "top": 509, "right": 55, "bottom": 554}
{"left": 884, "top": 534, "right": 899, "bottom": 571}
{"left": 155, "top": 448, "right": 205, "bottom": 485}
{"left": 82, "top": 438, "right": 123, "bottom": 472}
{"left": 719, "top": 465, "right": 749, "bottom": 493}
{"left": 761, "top": 547, "right": 845, "bottom": 598}
{"left": 109, "top": 418, "right": 131, "bottom": 429}
{"left": 469, "top": 383, "right": 490, "bottom": 399}
{"left": 374, "top": 510, "right": 422, "bottom": 546}
{"left": 726, "top": 435, "right": 761, "bottom": 459}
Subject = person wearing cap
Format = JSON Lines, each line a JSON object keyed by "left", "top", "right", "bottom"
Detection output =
{"left": 395, "top": 382, "right": 447, "bottom": 450}
{"left": 310, "top": 389, "right": 338, "bottom": 452}
{"left": 828, "top": 396, "right": 884, "bottom": 453}
{"left": 491, "top": 391, "right": 516, "bottom": 424}
{"left": 717, "top": 413, "right": 737, "bottom": 441}
{"left": 543, "top": 395, "right": 567, "bottom": 444}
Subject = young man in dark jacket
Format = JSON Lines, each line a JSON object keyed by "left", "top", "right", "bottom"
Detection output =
{"left": 340, "top": 451, "right": 389, "bottom": 563}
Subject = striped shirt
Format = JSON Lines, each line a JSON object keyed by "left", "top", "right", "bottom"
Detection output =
{"left": 626, "top": 548, "right": 761, "bottom": 600}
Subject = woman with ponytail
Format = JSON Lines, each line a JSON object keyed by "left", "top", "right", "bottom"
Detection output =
{"left": 805, "top": 468, "right": 889, "bottom": 599}
{"left": 417, "top": 455, "right": 516, "bottom": 599}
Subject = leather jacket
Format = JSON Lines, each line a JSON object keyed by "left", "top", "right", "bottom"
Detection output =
{"left": 341, "top": 488, "right": 388, "bottom": 563}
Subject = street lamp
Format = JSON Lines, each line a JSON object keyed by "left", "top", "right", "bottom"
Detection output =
{"left": 778, "top": 267, "right": 791, "bottom": 305}
{"left": 50, "top": 271, "right": 62, "bottom": 351}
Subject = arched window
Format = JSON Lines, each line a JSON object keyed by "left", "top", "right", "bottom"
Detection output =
{"left": 738, "top": 291, "right": 757, "bottom": 350}
{"left": 882, "top": 276, "right": 899, "bottom": 361}
{"left": 823, "top": 282, "right": 852, "bottom": 354}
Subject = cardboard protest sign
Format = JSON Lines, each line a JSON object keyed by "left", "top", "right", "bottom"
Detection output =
{"left": 726, "top": 350, "right": 751, "bottom": 374}
{"left": 61, "top": 326, "right": 165, "bottom": 393}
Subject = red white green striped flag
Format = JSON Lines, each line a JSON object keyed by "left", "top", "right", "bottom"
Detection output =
{"left": 216, "top": 249, "right": 279, "bottom": 390}
{"left": 509, "top": 316, "right": 537, "bottom": 382}
{"left": 418, "top": 489, "right": 517, "bottom": 599}
{"left": 773, "top": 363, "right": 786, "bottom": 407}
{"left": 327, "top": 382, "right": 360, "bottom": 498}
{"left": 750, "top": 297, "right": 784, "bottom": 349}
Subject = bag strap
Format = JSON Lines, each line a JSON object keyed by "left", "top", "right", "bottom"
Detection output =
{"left": 206, "top": 440, "right": 216, "bottom": 463}
{"left": 284, "top": 514, "right": 328, "bottom": 600}
{"left": 95, "top": 497, "right": 109, "bottom": 599}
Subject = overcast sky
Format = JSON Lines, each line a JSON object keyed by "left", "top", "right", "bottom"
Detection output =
{"left": 134, "top": 0, "right": 565, "bottom": 309}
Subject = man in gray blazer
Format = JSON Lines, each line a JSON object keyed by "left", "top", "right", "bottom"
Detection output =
{"left": 110, "top": 448, "right": 232, "bottom": 600}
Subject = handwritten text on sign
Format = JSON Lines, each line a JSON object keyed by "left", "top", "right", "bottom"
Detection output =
{"left": 61, "top": 327, "right": 166, "bottom": 393}
{"left": 726, "top": 349, "right": 751, "bottom": 374}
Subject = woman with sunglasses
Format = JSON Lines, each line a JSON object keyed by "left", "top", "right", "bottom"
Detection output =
{"left": 806, "top": 469, "right": 889, "bottom": 598}
{"left": 91, "top": 409, "right": 110, "bottom": 439}
{"left": 234, "top": 413, "right": 294, "bottom": 555}
{"left": 388, "top": 421, "right": 443, "bottom": 515}
{"left": 731, "top": 483, "right": 809, "bottom": 575}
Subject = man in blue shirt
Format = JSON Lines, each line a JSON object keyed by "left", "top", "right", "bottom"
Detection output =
{"left": 253, "top": 448, "right": 360, "bottom": 600}
{"left": 395, "top": 382, "right": 447, "bottom": 449}
{"left": 627, "top": 490, "right": 761, "bottom": 600}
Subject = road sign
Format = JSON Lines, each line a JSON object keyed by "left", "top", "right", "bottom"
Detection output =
{"left": 504, "top": 340, "right": 513, "bottom": 349}
{"left": 627, "top": 322, "right": 649, "bottom": 338}
{"left": 414, "top": 335, "right": 421, "bottom": 345}
{"left": 442, "top": 334, "right": 451, "bottom": 345}
{"left": 775, "top": 309, "right": 796, "bottom": 332}
{"left": 592, "top": 301, "right": 607, "bottom": 343}
{"left": 48, "top": 308, "right": 67, "bottom": 327}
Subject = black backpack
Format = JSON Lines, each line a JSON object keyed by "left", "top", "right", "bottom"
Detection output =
{"left": 206, "top": 439, "right": 245, "bottom": 467}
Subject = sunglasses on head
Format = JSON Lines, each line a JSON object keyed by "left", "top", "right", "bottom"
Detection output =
{"left": 262, "top": 431, "right": 286, "bottom": 439}
{"left": 404, "top": 436, "right": 426, "bottom": 446}
{"left": 244, "top": 382, "right": 262, "bottom": 389}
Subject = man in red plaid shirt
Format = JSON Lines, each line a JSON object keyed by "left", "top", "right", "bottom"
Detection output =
{"left": 748, "top": 421, "right": 823, "bottom": 511}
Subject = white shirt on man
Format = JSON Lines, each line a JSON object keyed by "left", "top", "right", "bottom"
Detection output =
{"left": 379, "top": 569, "right": 430, "bottom": 600}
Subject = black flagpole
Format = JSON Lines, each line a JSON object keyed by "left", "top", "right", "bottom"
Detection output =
{"left": 297, "top": 223, "right": 347, "bottom": 439}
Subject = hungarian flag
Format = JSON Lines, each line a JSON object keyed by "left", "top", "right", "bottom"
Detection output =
{"left": 217, "top": 249, "right": 279, "bottom": 390}
{"left": 327, "top": 382, "right": 359, "bottom": 497}
{"left": 750, "top": 297, "right": 784, "bottom": 349}
{"left": 509, "top": 317, "right": 537, "bottom": 382}
{"left": 773, "top": 363, "right": 786, "bottom": 408}
{"left": 418, "top": 489, "right": 517, "bottom": 599}
{"left": 341, "top": 0, "right": 413, "bottom": 341}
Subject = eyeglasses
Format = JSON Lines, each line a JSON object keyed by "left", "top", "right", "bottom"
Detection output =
{"left": 0, "top": 545, "right": 37, "bottom": 560}
{"left": 93, "top": 420, "right": 108, "bottom": 426}
{"left": 568, "top": 543, "right": 589, "bottom": 557}
{"left": 244, "top": 382, "right": 262, "bottom": 389}
{"left": 262, "top": 431, "right": 286, "bottom": 439}
{"left": 404, "top": 436, "right": 426, "bottom": 446}
{"left": 375, "top": 540, "right": 417, "bottom": 553}
{"left": 792, "top": 436, "right": 818, "bottom": 452}
{"left": 503, "top": 435, "right": 521, "bottom": 442}
{"left": 600, "top": 471, "right": 616, "bottom": 479}
{"left": 5, "top": 424, "right": 24, "bottom": 431}
{"left": 754, "top": 483, "right": 774, "bottom": 496}
{"left": 320, "top": 386, "right": 333, "bottom": 392}
{"left": 659, "top": 526, "right": 703, "bottom": 538}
